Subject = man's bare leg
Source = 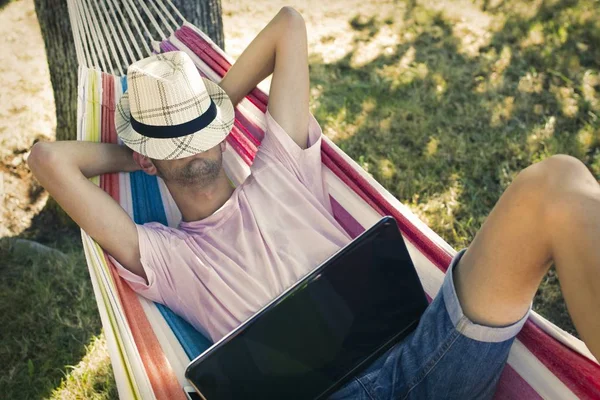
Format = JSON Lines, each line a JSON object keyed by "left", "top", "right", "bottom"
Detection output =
{"left": 454, "top": 154, "right": 600, "bottom": 359}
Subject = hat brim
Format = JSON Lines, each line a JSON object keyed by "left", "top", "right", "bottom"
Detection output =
{"left": 115, "top": 77, "right": 234, "bottom": 160}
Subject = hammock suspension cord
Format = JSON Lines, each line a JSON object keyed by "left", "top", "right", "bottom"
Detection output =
{"left": 66, "top": 0, "right": 187, "bottom": 75}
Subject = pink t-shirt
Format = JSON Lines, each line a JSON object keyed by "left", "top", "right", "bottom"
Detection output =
{"left": 110, "top": 110, "right": 352, "bottom": 342}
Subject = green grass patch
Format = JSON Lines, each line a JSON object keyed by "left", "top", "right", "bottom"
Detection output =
{"left": 0, "top": 231, "right": 116, "bottom": 399}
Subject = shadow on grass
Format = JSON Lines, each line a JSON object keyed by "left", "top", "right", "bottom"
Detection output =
{"left": 310, "top": 0, "right": 600, "bottom": 336}
{"left": 0, "top": 207, "right": 116, "bottom": 399}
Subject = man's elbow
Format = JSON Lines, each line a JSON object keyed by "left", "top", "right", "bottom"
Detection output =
{"left": 27, "top": 141, "right": 57, "bottom": 178}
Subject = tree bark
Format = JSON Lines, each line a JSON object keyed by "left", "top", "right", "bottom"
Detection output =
{"left": 34, "top": 0, "right": 224, "bottom": 141}
{"left": 33, "top": 0, "right": 77, "bottom": 141}
{"left": 178, "top": 0, "right": 224, "bottom": 49}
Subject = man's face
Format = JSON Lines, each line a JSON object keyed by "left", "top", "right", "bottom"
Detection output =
{"left": 151, "top": 141, "right": 224, "bottom": 187}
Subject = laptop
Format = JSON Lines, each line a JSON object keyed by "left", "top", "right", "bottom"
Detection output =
{"left": 185, "top": 216, "right": 428, "bottom": 400}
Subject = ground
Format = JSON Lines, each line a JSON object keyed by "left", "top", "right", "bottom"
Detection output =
{"left": 0, "top": 0, "right": 598, "bottom": 398}
{"left": 0, "top": 0, "right": 54, "bottom": 239}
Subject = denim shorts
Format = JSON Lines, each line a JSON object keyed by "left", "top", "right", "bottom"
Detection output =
{"left": 329, "top": 249, "right": 530, "bottom": 400}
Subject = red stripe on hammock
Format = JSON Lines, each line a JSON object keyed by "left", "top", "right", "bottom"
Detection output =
{"left": 518, "top": 322, "right": 600, "bottom": 398}
{"left": 99, "top": 72, "right": 187, "bottom": 400}
{"left": 105, "top": 256, "right": 187, "bottom": 400}
{"left": 234, "top": 109, "right": 262, "bottom": 146}
{"left": 232, "top": 120, "right": 259, "bottom": 155}
{"left": 226, "top": 125, "right": 255, "bottom": 165}
{"left": 169, "top": 27, "right": 600, "bottom": 397}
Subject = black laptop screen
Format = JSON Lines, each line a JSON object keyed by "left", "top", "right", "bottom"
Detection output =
{"left": 185, "top": 217, "right": 428, "bottom": 400}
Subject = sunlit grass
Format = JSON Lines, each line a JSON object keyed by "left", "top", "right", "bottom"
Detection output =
{"left": 310, "top": 0, "right": 600, "bottom": 335}
{"left": 49, "top": 334, "right": 116, "bottom": 400}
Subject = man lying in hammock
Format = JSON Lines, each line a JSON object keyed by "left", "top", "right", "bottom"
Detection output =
{"left": 28, "top": 6, "right": 599, "bottom": 399}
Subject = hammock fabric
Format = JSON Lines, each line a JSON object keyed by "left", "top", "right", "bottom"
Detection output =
{"left": 71, "top": 3, "right": 600, "bottom": 399}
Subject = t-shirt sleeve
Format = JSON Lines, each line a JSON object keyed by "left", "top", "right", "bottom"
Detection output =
{"left": 251, "top": 108, "right": 330, "bottom": 208}
{"left": 106, "top": 222, "right": 181, "bottom": 305}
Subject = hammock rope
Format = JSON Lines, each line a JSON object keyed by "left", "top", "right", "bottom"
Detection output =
{"left": 63, "top": 1, "right": 600, "bottom": 399}
{"left": 67, "top": 0, "right": 185, "bottom": 74}
{"left": 97, "top": 0, "right": 126, "bottom": 75}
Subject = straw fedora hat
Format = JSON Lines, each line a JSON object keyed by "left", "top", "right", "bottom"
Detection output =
{"left": 115, "top": 51, "right": 234, "bottom": 160}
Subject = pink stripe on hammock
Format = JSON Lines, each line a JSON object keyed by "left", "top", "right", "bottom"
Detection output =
{"left": 100, "top": 74, "right": 120, "bottom": 201}
{"left": 166, "top": 28, "right": 600, "bottom": 398}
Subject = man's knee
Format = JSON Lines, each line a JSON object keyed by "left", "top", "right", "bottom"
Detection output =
{"left": 521, "top": 154, "right": 587, "bottom": 184}
{"left": 517, "top": 154, "right": 597, "bottom": 228}
{"left": 516, "top": 155, "right": 589, "bottom": 195}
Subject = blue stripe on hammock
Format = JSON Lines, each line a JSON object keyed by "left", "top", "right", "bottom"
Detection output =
{"left": 121, "top": 76, "right": 213, "bottom": 360}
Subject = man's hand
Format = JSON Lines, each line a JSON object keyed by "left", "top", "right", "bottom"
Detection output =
{"left": 219, "top": 7, "right": 309, "bottom": 149}
{"left": 28, "top": 141, "right": 148, "bottom": 282}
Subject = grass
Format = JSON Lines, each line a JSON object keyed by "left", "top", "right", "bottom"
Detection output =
{"left": 309, "top": 0, "right": 599, "bottom": 335}
{"left": 1, "top": 0, "right": 599, "bottom": 397}
{"left": 0, "top": 216, "right": 116, "bottom": 399}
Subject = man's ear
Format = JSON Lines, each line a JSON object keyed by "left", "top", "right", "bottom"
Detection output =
{"left": 132, "top": 152, "right": 158, "bottom": 176}
{"left": 219, "top": 140, "right": 227, "bottom": 153}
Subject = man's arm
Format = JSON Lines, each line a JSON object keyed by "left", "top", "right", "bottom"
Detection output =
{"left": 28, "top": 141, "right": 147, "bottom": 280}
{"left": 219, "top": 7, "right": 309, "bottom": 149}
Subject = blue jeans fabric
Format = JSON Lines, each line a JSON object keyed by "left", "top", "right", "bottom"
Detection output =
{"left": 329, "top": 249, "right": 530, "bottom": 400}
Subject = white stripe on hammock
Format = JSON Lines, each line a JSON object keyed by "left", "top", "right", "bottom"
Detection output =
{"left": 121, "top": 0, "right": 154, "bottom": 57}
{"left": 135, "top": 0, "right": 167, "bottom": 40}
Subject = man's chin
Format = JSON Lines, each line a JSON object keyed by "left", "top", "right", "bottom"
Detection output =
{"left": 178, "top": 160, "right": 221, "bottom": 183}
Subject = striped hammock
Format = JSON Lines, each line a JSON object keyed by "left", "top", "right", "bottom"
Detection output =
{"left": 67, "top": 0, "right": 600, "bottom": 398}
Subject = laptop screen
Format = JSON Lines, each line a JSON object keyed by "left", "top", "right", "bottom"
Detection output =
{"left": 186, "top": 217, "right": 428, "bottom": 399}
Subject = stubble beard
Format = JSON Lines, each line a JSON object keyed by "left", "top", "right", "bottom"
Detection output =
{"left": 157, "top": 153, "right": 223, "bottom": 188}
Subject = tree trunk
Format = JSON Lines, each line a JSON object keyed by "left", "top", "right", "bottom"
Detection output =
{"left": 34, "top": 0, "right": 224, "bottom": 141}
{"left": 178, "top": 0, "right": 224, "bottom": 49}
{"left": 33, "top": 0, "right": 77, "bottom": 141}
